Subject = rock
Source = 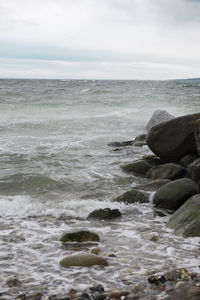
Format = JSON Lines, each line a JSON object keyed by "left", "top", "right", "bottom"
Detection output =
{"left": 179, "top": 154, "right": 199, "bottom": 167}
{"left": 167, "top": 281, "right": 200, "bottom": 300}
{"left": 122, "top": 156, "right": 162, "bottom": 176}
{"left": 48, "top": 295, "right": 71, "bottom": 300}
{"left": 168, "top": 194, "right": 200, "bottom": 237}
{"left": 90, "top": 285, "right": 105, "bottom": 293}
{"left": 60, "top": 254, "right": 108, "bottom": 267}
{"left": 108, "top": 134, "right": 147, "bottom": 148}
{"left": 91, "top": 248, "right": 101, "bottom": 255}
{"left": 87, "top": 208, "right": 121, "bottom": 220}
{"left": 60, "top": 231, "right": 100, "bottom": 243}
{"left": 186, "top": 158, "right": 200, "bottom": 184}
{"left": 113, "top": 189, "right": 149, "bottom": 204}
{"left": 6, "top": 277, "right": 21, "bottom": 287}
{"left": 195, "top": 118, "right": 200, "bottom": 156}
{"left": 146, "top": 163, "right": 185, "bottom": 180}
{"left": 146, "top": 113, "right": 200, "bottom": 161}
{"left": 146, "top": 110, "right": 174, "bottom": 133}
{"left": 133, "top": 179, "right": 171, "bottom": 192}
{"left": 153, "top": 178, "right": 199, "bottom": 210}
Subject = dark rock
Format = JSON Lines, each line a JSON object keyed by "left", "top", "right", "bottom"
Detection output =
{"left": 146, "top": 110, "right": 174, "bottom": 133}
{"left": 148, "top": 274, "right": 167, "bottom": 285}
{"left": 60, "top": 230, "right": 100, "bottom": 243}
{"left": 113, "top": 189, "right": 149, "bottom": 204}
{"left": 122, "top": 156, "right": 162, "bottom": 176}
{"left": 92, "top": 294, "right": 107, "bottom": 300}
{"left": 153, "top": 178, "right": 199, "bottom": 210}
{"left": 108, "top": 134, "right": 147, "bottom": 148}
{"left": 146, "top": 163, "right": 185, "bottom": 180}
{"left": 87, "top": 208, "right": 121, "bottom": 220}
{"left": 49, "top": 295, "right": 71, "bottom": 300}
{"left": 60, "top": 254, "right": 108, "bottom": 267}
{"left": 168, "top": 194, "right": 200, "bottom": 237}
{"left": 186, "top": 158, "right": 200, "bottom": 184}
{"left": 6, "top": 278, "right": 21, "bottom": 287}
{"left": 133, "top": 179, "right": 171, "bottom": 192}
{"left": 90, "top": 284, "right": 104, "bottom": 293}
{"left": 167, "top": 281, "right": 200, "bottom": 300}
{"left": 146, "top": 113, "right": 200, "bottom": 161}
{"left": 195, "top": 118, "right": 200, "bottom": 156}
{"left": 25, "top": 293, "right": 42, "bottom": 300}
{"left": 179, "top": 154, "right": 199, "bottom": 167}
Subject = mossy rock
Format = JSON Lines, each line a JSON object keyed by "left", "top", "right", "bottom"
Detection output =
{"left": 146, "top": 163, "right": 185, "bottom": 180}
{"left": 168, "top": 194, "right": 200, "bottom": 237}
{"left": 60, "top": 254, "right": 108, "bottom": 267}
{"left": 60, "top": 230, "right": 100, "bottom": 243}
{"left": 87, "top": 208, "right": 121, "bottom": 220}
{"left": 113, "top": 189, "right": 149, "bottom": 204}
{"left": 153, "top": 178, "right": 199, "bottom": 211}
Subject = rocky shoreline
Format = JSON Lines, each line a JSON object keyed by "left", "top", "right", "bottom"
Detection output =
{"left": 2, "top": 110, "right": 200, "bottom": 300}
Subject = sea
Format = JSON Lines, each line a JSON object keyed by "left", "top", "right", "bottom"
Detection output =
{"left": 0, "top": 78, "right": 200, "bottom": 296}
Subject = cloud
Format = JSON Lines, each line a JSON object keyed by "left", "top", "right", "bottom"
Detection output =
{"left": 0, "top": 0, "right": 200, "bottom": 79}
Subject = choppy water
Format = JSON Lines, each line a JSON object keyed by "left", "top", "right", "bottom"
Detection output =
{"left": 0, "top": 79, "right": 200, "bottom": 296}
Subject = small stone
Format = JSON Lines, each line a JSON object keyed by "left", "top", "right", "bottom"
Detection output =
{"left": 7, "top": 278, "right": 21, "bottom": 287}
{"left": 60, "top": 254, "right": 108, "bottom": 267}
{"left": 150, "top": 234, "right": 159, "bottom": 242}
{"left": 60, "top": 230, "right": 100, "bottom": 243}
{"left": 90, "top": 284, "right": 105, "bottom": 293}
{"left": 91, "top": 248, "right": 101, "bottom": 255}
{"left": 87, "top": 208, "right": 121, "bottom": 220}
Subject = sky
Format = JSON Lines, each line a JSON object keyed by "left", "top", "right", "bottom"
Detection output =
{"left": 0, "top": 0, "right": 200, "bottom": 80}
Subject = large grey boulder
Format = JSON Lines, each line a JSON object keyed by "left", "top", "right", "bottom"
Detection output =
{"left": 146, "top": 113, "right": 200, "bottom": 161}
{"left": 146, "top": 109, "right": 174, "bottom": 133}
{"left": 122, "top": 156, "right": 162, "bottom": 176}
{"left": 60, "top": 254, "right": 108, "bottom": 267}
{"left": 168, "top": 194, "right": 200, "bottom": 237}
{"left": 146, "top": 163, "right": 185, "bottom": 180}
{"left": 195, "top": 118, "right": 200, "bottom": 156}
{"left": 153, "top": 178, "right": 199, "bottom": 210}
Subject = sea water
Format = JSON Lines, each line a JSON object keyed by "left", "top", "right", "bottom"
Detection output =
{"left": 0, "top": 79, "right": 200, "bottom": 295}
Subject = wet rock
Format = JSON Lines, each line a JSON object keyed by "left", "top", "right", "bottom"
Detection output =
{"left": 147, "top": 113, "right": 200, "bottom": 161}
{"left": 146, "top": 109, "right": 174, "bottom": 133}
{"left": 146, "top": 163, "right": 185, "bottom": 180}
{"left": 90, "top": 284, "right": 104, "bottom": 293}
{"left": 108, "top": 134, "right": 147, "bottom": 148}
{"left": 195, "top": 118, "right": 200, "bottom": 156}
{"left": 113, "top": 189, "right": 149, "bottom": 204}
{"left": 48, "top": 295, "right": 71, "bottom": 300}
{"left": 87, "top": 208, "right": 121, "bottom": 220}
{"left": 179, "top": 154, "right": 199, "bottom": 167}
{"left": 60, "top": 230, "right": 100, "bottom": 243}
{"left": 60, "top": 254, "right": 108, "bottom": 267}
{"left": 186, "top": 158, "right": 200, "bottom": 184}
{"left": 133, "top": 179, "right": 171, "bottom": 192}
{"left": 6, "top": 278, "right": 21, "bottom": 287}
{"left": 148, "top": 274, "right": 167, "bottom": 285}
{"left": 167, "top": 281, "right": 200, "bottom": 300}
{"left": 26, "top": 293, "right": 43, "bottom": 300}
{"left": 91, "top": 248, "right": 101, "bottom": 255}
{"left": 108, "top": 140, "right": 134, "bottom": 147}
{"left": 168, "top": 194, "right": 200, "bottom": 237}
{"left": 153, "top": 178, "right": 199, "bottom": 210}
{"left": 122, "top": 156, "right": 162, "bottom": 176}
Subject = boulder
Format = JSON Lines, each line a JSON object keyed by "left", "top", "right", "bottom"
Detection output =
{"left": 186, "top": 158, "right": 200, "bottom": 184}
{"left": 153, "top": 178, "right": 199, "bottom": 210}
{"left": 60, "top": 254, "right": 108, "bottom": 267}
{"left": 168, "top": 194, "right": 200, "bottom": 237}
{"left": 60, "top": 230, "right": 100, "bottom": 243}
{"left": 122, "top": 156, "right": 162, "bottom": 176}
{"left": 195, "top": 118, "right": 200, "bottom": 156}
{"left": 146, "top": 163, "right": 185, "bottom": 180}
{"left": 146, "top": 109, "right": 174, "bottom": 133}
{"left": 113, "top": 189, "right": 149, "bottom": 204}
{"left": 146, "top": 113, "right": 200, "bottom": 161}
{"left": 133, "top": 179, "right": 171, "bottom": 192}
{"left": 87, "top": 208, "right": 121, "bottom": 220}
{"left": 179, "top": 154, "right": 199, "bottom": 167}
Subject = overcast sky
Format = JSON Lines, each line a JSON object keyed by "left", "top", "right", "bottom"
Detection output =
{"left": 0, "top": 0, "right": 200, "bottom": 80}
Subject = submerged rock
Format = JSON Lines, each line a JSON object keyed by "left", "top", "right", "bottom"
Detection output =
{"left": 147, "top": 113, "right": 200, "bottom": 161}
{"left": 146, "top": 109, "right": 174, "bottom": 133}
{"left": 87, "top": 208, "right": 121, "bottom": 220}
{"left": 60, "top": 254, "right": 108, "bottom": 267}
{"left": 60, "top": 230, "right": 100, "bottom": 243}
{"left": 146, "top": 163, "right": 185, "bottom": 180}
{"left": 113, "top": 189, "right": 149, "bottom": 204}
{"left": 153, "top": 178, "right": 199, "bottom": 210}
{"left": 168, "top": 194, "right": 200, "bottom": 237}
{"left": 108, "top": 134, "right": 147, "bottom": 148}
